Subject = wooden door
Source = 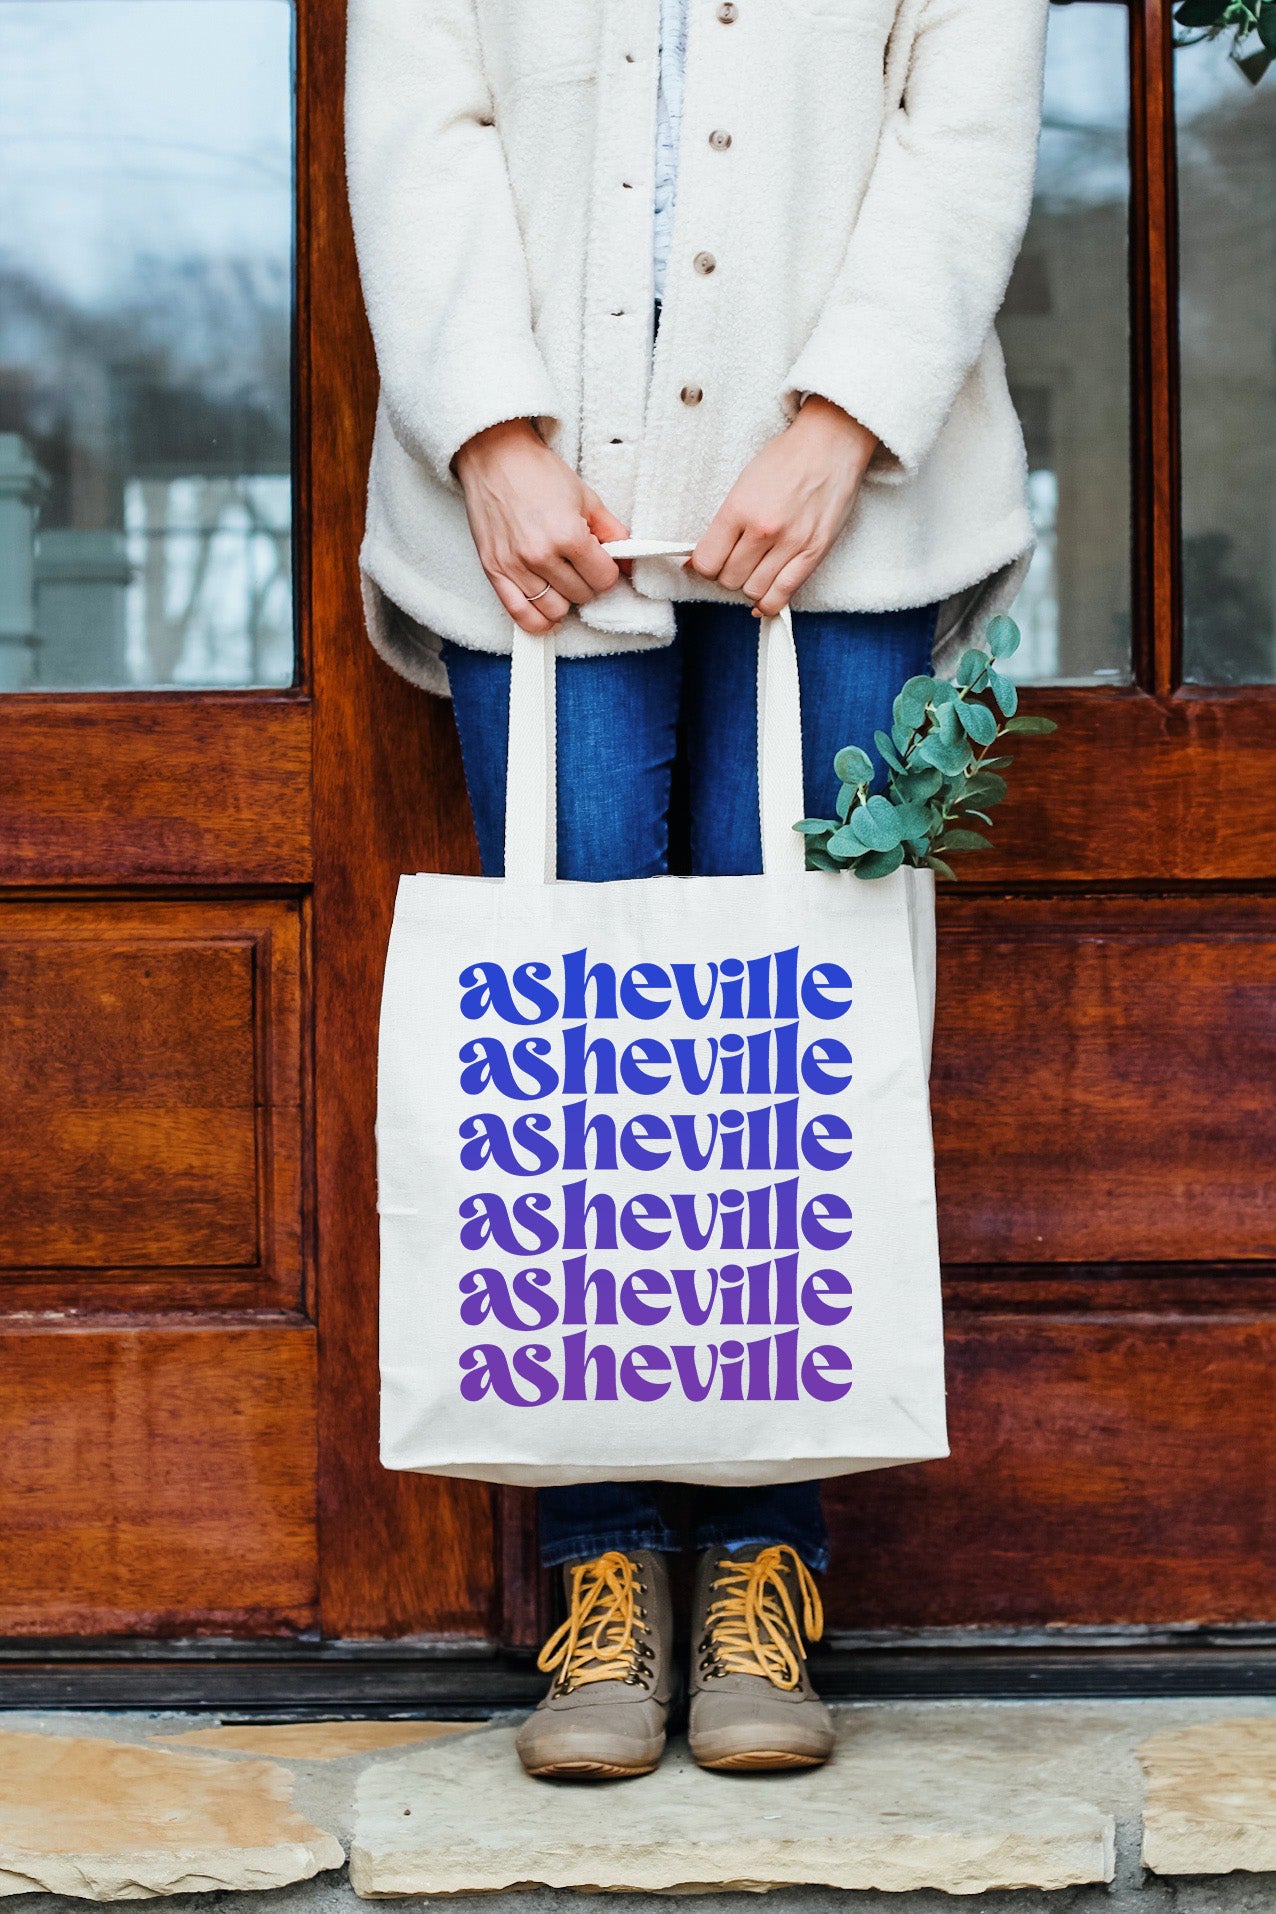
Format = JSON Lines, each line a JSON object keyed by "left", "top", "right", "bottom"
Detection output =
{"left": 2, "top": 0, "right": 1271, "bottom": 1663}
{"left": 0, "top": 0, "right": 490, "bottom": 1647}
{"left": 819, "top": 0, "right": 1276, "bottom": 1639}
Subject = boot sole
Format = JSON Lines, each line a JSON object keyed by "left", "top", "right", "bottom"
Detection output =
{"left": 695, "top": 1749, "right": 829, "bottom": 1773}
{"left": 523, "top": 1757, "right": 659, "bottom": 1780}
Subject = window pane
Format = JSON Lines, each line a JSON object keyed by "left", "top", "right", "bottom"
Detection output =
{"left": 0, "top": 0, "right": 293, "bottom": 690}
{"left": 1176, "top": 39, "right": 1276, "bottom": 684}
{"left": 1001, "top": 0, "right": 1132, "bottom": 684}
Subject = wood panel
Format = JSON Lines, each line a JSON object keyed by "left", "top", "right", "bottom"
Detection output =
{"left": 822, "top": 1313, "right": 1276, "bottom": 1630}
{"left": 932, "top": 895, "right": 1276, "bottom": 1265}
{"left": 0, "top": 1322, "right": 317, "bottom": 1636}
{"left": 0, "top": 898, "right": 303, "bottom": 1312}
{"left": 943, "top": 1270, "right": 1276, "bottom": 1316}
{"left": 0, "top": 696, "right": 311, "bottom": 886}
{"left": 953, "top": 688, "right": 1276, "bottom": 883}
{"left": 304, "top": 0, "right": 493, "bottom": 1640}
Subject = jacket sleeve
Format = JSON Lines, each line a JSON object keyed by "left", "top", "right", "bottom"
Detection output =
{"left": 784, "top": 0, "right": 1048, "bottom": 479}
{"left": 344, "top": 0, "right": 562, "bottom": 485}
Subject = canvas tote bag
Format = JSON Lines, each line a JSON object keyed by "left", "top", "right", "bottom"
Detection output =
{"left": 378, "top": 541, "right": 947, "bottom": 1486}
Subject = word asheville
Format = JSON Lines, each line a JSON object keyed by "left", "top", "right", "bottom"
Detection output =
{"left": 453, "top": 946, "right": 859, "bottom": 1408}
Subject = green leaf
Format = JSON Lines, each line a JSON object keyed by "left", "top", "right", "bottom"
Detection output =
{"left": 953, "top": 808, "right": 995, "bottom": 827}
{"left": 989, "top": 669, "right": 1018, "bottom": 717}
{"left": 805, "top": 845, "right": 843, "bottom": 872}
{"left": 926, "top": 677, "right": 955, "bottom": 706}
{"left": 794, "top": 818, "right": 836, "bottom": 834}
{"left": 1235, "top": 42, "right": 1273, "bottom": 78}
{"left": 925, "top": 853, "right": 958, "bottom": 881}
{"left": 956, "top": 649, "right": 990, "bottom": 688}
{"left": 956, "top": 698, "right": 999, "bottom": 745}
{"left": 895, "top": 764, "right": 944, "bottom": 803}
{"left": 833, "top": 744, "right": 874, "bottom": 787}
{"left": 826, "top": 824, "right": 864, "bottom": 858}
{"left": 853, "top": 845, "right": 905, "bottom": 880}
{"left": 895, "top": 675, "right": 935, "bottom": 728}
{"left": 915, "top": 732, "right": 973, "bottom": 777}
{"left": 985, "top": 614, "right": 1021, "bottom": 659}
{"left": 1001, "top": 713, "right": 1057, "bottom": 735}
{"left": 936, "top": 829, "right": 992, "bottom": 854}
{"left": 874, "top": 729, "right": 906, "bottom": 773}
{"left": 836, "top": 783, "right": 855, "bottom": 821}
{"left": 981, "top": 754, "right": 1014, "bottom": 771}
{"left": 963, "top": 770, "right": 1009, "bottom": 807}
{"left": 1259, "top": 5, "right": 1276, "bottom": 51}
{"left": 889, "top": 801, "right": 933, "bottom": 841}
{"left": 1175, "top": 0, "right": 1226, "bottom": 24}
{"left": 848, "top": 794, "right": 905, "bottom": 852}
{"left": 891, "top": 717, "right": 915, "bottom": 755}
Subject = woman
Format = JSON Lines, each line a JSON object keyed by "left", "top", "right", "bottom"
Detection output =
{"left": 346, "top": 0, "right": 1047, "bottom": 1780}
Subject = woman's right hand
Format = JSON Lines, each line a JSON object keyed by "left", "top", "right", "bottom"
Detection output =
{"left": 454, "top": 419, "right": 627, "bottom": 635}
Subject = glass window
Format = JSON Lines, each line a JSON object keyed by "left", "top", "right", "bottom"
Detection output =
{"left": 1176, "top": 38, "right": 1276, "bottom": 685}
{"left": 0, "top": 0, "right": 293, "bottom": 691}
{"left": 1001, "top": 0, "right": 1132, "bottom": 685}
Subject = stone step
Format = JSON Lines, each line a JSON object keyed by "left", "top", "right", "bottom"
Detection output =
{"left": 352, "top": 1711, "right": 1117, "bottom": 1897}
{"left": 0, "top": 1701, "right": 1271, "bottom": 1908}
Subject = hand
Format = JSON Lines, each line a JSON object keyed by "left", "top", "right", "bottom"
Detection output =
{"left": 454, "top": 419, "right": 627, "bottom": 634}
{"left": 688, "top": 397, "right": 878, "bottom": 617}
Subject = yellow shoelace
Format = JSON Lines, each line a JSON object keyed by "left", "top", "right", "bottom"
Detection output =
{"left": 537, "top": 1550, "right": 652, "bottom": 1694}
{"left": 700, "top": 1544, "right": 824, "bottom": 1691}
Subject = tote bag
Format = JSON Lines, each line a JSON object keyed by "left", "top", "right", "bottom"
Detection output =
{"left": 377, "top": 541, "right": 947, "bottom": 1486}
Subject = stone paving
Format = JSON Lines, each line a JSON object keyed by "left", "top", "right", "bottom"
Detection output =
{"left": 0, "top": 1729, "right": 342, "bottom": 1899}
{"left": 1138, "top": 1718, "right": 1276, "bottom": 1878}
{"left": 0, "top": 1700, "right": 1271, "bottom": 1907}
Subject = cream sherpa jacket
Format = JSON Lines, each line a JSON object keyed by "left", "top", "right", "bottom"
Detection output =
{"left": 345, "top": 0, "right": 1048, "bottom": 696}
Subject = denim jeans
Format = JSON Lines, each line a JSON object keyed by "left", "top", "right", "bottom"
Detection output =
{"left": 441, "top": 596, "right": 937, "bottom": 1569}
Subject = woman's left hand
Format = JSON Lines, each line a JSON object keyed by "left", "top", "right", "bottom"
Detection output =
{"left": 688, "top": 396, "right": 879, "bottom": 616}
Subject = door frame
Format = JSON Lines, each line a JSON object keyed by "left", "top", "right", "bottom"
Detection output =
{"left": 1, "top": 0, "right": 1273, "bottom": 1695}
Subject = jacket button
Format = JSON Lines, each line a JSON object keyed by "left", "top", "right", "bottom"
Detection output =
{"left": 709, "top": 129, "right": 732, "bottom": 151}
{"left": 717, "top": 2, "right": 738, "bottom": 19}
{"left": 693, "top": 251, "right": 717, "bottom": 275}
{"left": 680, "top": 384, "right": 704, "bottom": 406}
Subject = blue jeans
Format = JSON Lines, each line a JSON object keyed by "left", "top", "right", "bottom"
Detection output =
{"left": 441, "top": 597, "right": 937, "bottom": 1569}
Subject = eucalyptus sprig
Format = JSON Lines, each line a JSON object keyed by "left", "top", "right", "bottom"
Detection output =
{"left": 1173, "top": 0, "right": 1276, "bottom": 82}
{"left": 794, "top": 615, "right": 1057, "bottom": 882}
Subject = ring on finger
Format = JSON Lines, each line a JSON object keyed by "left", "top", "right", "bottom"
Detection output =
{"left": 525, "top": 580, "right": 553, "bottom": 603}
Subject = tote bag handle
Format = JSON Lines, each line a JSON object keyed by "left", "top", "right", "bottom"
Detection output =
{"left": 503, "top": 540, "right": 807, "bottom": 884}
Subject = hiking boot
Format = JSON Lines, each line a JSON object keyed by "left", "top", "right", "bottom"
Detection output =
{"left": 515, "top": 1549, "right": 674, "bottom": 1780}
{"left": 688, "top": 1542, "right": 835, "bottom": 1772}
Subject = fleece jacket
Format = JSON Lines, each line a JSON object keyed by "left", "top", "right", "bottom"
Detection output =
{"left": 344, "top": 0, "right": 1049, "bottom": 696}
